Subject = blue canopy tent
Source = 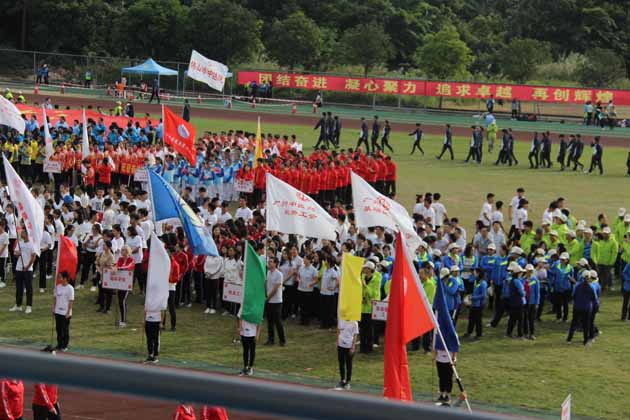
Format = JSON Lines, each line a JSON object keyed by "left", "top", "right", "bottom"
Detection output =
{"left": 121, "top": 58, "right": 179, "bottom": 93}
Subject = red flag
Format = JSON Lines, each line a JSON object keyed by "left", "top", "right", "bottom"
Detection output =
{"left": 383, "top": 232, "right": 435, "bottom": 401}
{"left": 162, "top": 105, "right": 196, "bottom": 165}
{"left": 56, "top": 235, "right": 78, "bottom": 284}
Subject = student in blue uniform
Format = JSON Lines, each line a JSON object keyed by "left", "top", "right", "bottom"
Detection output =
{"left": 621, "top": 262, "right": 630, "bottom": 321}
{"left": 463, "top": 268, "right": 487, "bottom": 340}
{"left": 506, "top": 262, "right": 525, "bottom": 338}
{"left": 551, "top": 252, "right": 574, "bottom": 322}
{"left": 567, "top": 273, "right": 597, "bottom": 346}
{"left": 523, "top": 264, "right": 540, "bottom": 340}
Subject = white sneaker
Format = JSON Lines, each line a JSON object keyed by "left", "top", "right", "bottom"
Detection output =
{"left": 46, "top": 274, "right": 52, "bottom": 279}
{"left": 39, "top": 288, "right": 45, "bottom": 293}
{"left": 186, "top": 303, "right": 192, "bottom": 308}
{"left": 209, "top": 309, "right": 216, "bottom": 314}
{"left": 90, "top": 286, "right": 97, "bottom": 292}
{"left": 119, "top": 322, "right": 126, "bottom": 328}
{"left": 25, "top": 306, "right": 32, "bottom": 314}
{"left": 77, "top": 284, "right": 84, "bottom": 289}
{"left": 203, "top": 308, "right": 211, "bottom": 314}
{"left": 0, "top": 282, "right": 6, "bottom": 288}
{"left": 9, "top": 305, "right": 21, "bottom": 312}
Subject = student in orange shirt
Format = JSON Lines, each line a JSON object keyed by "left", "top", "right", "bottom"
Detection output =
{"left": 82, "top": 159, "right": 96, "bottom": 196}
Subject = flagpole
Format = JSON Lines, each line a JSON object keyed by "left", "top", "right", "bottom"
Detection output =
{"left": 433, "top": 311, "right": 472, "bottom": 413}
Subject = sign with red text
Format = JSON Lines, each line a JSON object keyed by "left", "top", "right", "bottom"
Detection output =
{"left": 134, "top": 168, "right": 148, "bottom": 182}
{"left": 372, "top": 300, "right": 389, "bottom": 321}
{"left": 266, "top": 173, "right": 337, "bottom": 240}
{"left": 188, "top": 50, "right": 229, "bottom": 92}
{"left": 238, "top": 71, "right": 630, "bottom": 105}
{"left": 222, "top": 282, "right": 243, "bottom": 303}
{"left": 234, "top": 178, "right": 254, "bottom": 193}
{"left": 103, "top": 270, "right": 133, "bottom": 291}
{"left": 43, "top": 160, "right": 62, "bottom": 173}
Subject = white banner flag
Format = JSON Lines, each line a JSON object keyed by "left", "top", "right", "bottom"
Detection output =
{"left": 81, "top": 108, "right": 89, "bottom": 159}
{"left": 145, "top": 232, "right": 171, "bottom": 312}
{"left": 187, "top": 50, "right": 229, "bottom": 92}
{"left": 351, "top": 171, "right": 421, "bottom": 252}
{"left": 266, "top": 173, "right": 337, "bottom": 240}
{"left": 3, "top": 155, "right": 44, "bottom": 255}
{"left": 0, "top": 95, "right": 25, "bottom": 133}
{"left": 41, "top": 105, "right": 54, "bottom": 158}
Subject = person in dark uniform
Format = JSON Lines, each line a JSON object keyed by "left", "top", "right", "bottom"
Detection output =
{"left": 540, "top": 131, "right": 552, "bottom": 168}
{"left": 475, "top": 127, "right": 484, "bottom": 163}
{"left": 507, "top": 128, "right": 518, "bottom": 165}
{"left": 566, "top": 134, "right": 576, "bottom": 168}
{"left": 566, "top": 275, "right": 596, "bottom": 345}
{"left": 356, "top": 117, "right": 369, "bottom": 153}
{"left": 333, "top": 116, "right": 342, "bottom": 147}
{"left": 182, "top": 99, "right": 191, "bottom": 122}
{"left": 557, "top": 134, "right": 567, "bottom": 170}
{"left": 437, "top": 124, "right": 454, "bottom": 160}
{"left": 588, "top": 136, "right": 603, "bottom": 175}
{"left": 325, "top": 112, "right": 334, "bottom": 146}
{"left": 148, "top": 77, "right": 160, "bottom": 104}
{"left": 314, "top": 113, "right": 328, "bottom": 149}
{"left": 409, "top": 123, "right": 424, "bottom": 155}
{"left": 464, "top": 126, "right": 477, "bottom": 163}
{"left": 528, "top": 132, "right": 540, "bottom": 169}
{"left": 495, "top": 129, "right": 510, "bottom": 165}
{"left": 370, "top": 116, "right": 380, "bottom": 152}
{"left": 572, "top": 134, "right": 584, "bottom": 171}
{"left": 380, "top": 120, "right": 393, "bottom": 153}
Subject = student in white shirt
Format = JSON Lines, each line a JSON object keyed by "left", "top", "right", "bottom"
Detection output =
{"left": 508, "top": 187, "right": 526, "bottom": 239}
{"left": 38, "top": 228, "right": 53, "bottom": 293}
{"left": 80, "top": 224, "right": 102, "bottom": 291}
{"left": 265, "top": 256, "right": 286, "bottom": 346}
{"left": 320, "top": 257, "right": 340, "bottom": 329}
{"left": 235, "top": 198, "right": 253, "bottom": 222}
{"left": 53, "top": 271, "right": 74, "bottom": 351}
{"left": 296, "top": 254, "right": 319, "bottom": 326}
{"left": 431, "top": 193, "right": 448, "bottom": 228}
{"left": 479, "top": 193, "right": 495, "bottom": 227}
{"left": 0, "top": 221, "right": 8, "bottom": 288}
{"left": 238, "top": 317, "right": 260, "bottom": 376}
{"left": 10, "top": 230, "right": 36, "bottom": 314}
{"left": 5, "top": 204, "right": 17, "bottom": 272}
{"left": 336, "top": 318, "right": 359, "bottom": 390}
{"left": 126, "top": 226, "right": 145, "bottom": 294}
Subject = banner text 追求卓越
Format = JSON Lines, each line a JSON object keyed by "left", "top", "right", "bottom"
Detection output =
{"left": 237, "top": 71, "right": 630, "bottom": 105}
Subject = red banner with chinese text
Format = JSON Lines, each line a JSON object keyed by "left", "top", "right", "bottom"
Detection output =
{"left": 237, "top": 71, "right": 630, "bottom": 105}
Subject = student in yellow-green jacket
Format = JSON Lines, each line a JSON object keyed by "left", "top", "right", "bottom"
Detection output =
{"left": 597, "top": 227, "right": 618, "bottom": 291}
{"left": 359, "top": 261, "right": 381, "bottom": 354}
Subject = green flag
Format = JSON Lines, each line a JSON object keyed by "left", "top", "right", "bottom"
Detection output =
{"left": 240, "top": 242, "right": 267, "bottom": 325}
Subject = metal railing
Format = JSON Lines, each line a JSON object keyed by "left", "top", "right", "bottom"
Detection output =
{"left": 0, "top": 347, "right": 514, "bottom": 420}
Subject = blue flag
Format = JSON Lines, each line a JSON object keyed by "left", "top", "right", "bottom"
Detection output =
{"left": 148, "top": 170, "right": 218, "bottom": 256}
{"left": 433, "top": 277, "right": 459, "bottom": 352}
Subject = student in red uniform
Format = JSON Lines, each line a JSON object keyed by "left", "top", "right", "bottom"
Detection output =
{"left": 200, "top": 406, "right": 228, "bottom": 420}
{"left": 164, "top": 248, "right": 181, "bottom": 331}
{"left": 32, "top": 383, "right": 59, "bottom": 420}
{"left": 385, "top": 156, "right": 397, "bottom": 197}
{"left": 97, "top": 157, "right": 113, "bottom": 190}
{"left": 82, "top": 159, "right": 96, "bottom": 196}
{"left": 0, "top": 379, "right": 24, "bottom": 420}
{"left": 173, "top": 403, "right": 196, "bottom": 420}
{"left": 375, "top": 157, "right": 388, "bottom": 194}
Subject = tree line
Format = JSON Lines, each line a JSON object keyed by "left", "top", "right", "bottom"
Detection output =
{"left": 2, "top": 0, "right": 630, "bottom": 87}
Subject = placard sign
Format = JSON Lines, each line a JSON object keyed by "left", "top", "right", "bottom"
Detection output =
{"left": 372, "top": 300, "right": 389, "bottom": 321}
{"left": 234, "top": 179, "right": 254, "bottom": 193}
{"left": 43, "top": 160, "right": 62, "bottom": 173}
{"left": 222, "top": 282, "right": 243, "bottom": 303}
{"left": 102, "top": 270, "right": 133, "bottom": 291}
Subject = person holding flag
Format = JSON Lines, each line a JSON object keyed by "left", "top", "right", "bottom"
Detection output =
{"left": 52, "top": 271, "right": 74, "bottom": 352}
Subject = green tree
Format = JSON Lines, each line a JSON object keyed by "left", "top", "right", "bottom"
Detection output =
{"left": 575, "top": 48, "right": 625, "bottom": 87}
{"left": 114, "top": 0, "right": 190, "bottom": 60}
{"left": 414, "top": 25, "right": 473, "bottom": 79}
{"left": 265, "top": 11, "right": 322, "bottom": 70}
{"left": 189, "top": 0, "right": 261, "bottom": 66}
{"left": 499, "top": 38, "right": 551, "bottom": 82}
{"left": 339, "top": 23, "right": 392, "bottom": 76}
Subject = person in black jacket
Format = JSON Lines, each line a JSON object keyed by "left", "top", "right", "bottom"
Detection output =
{"left": 148, "top": 77, "right": 160, "bottom": 104}
{"left": 325, "top": 112, "right": 334, "bottom": 145}
{"left": 495, "top": 129, "right": 509, "bottom": 165}
{"left": 332, "top": 115, "right": 341, "bottom": 147}
{"left": 370, "top": 116, "right": 380, "bottom": 152}
{"left": 540, "top": 131, "right": 552, "bottom": 168}
{"left": 507, "top": 129, "right": 518, "bottom": 166}
{"left": 557, "top": 134, "right": 567, "bottom": 170}
{"left": 380, "top": 120, "right": 393, "bottom": 153}
{"left": 528, "top": 132, "right": 540, "bottom": 169}
{"left": 588, "top": 136, "right": 603, "bottom": 175}
{"left": 437, "top": 124, "right": 454, "bottom": 160}
{"left": 356, "top": 117, "right": 369, "bottom": 153}
{"left": 314, "top": 113, "right": 328, "bottom": 149}
{"left": 409, "top": 123, "right": 424, "bottom": 155}
{"left": 566, "top": 134, "right": 576, "bottom": 168}
{"left": 182, "top": 99, "right": 191, "bottom": 122}
{"left": 572, "top": 134, "right": 584, "bottom": 171}
{"left": 567, "top": 276, "right": 596, "bottom": 345}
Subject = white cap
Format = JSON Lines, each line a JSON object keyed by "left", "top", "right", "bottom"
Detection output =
{"left": 582, "top": 270, "right": 591, "bottom": 279}
{"left": 368, "top": 255, "right": 381, "bottom": 264}
{"left": 535, "top": 248, "right": 545, "bottom": 255}
{"left": 566, "top": 230, "right": 576, "bottom": 238}
{"left": 525, "top": 264, "right": 534, "bottom": 271}
{"left": 362, "top": 261, "right": 375, "bottom": 271}
{"left": 578, "top": 219, "right": 587, "bottom": 227}
{"left": 585, "top": 228, "right": 593, "bottom": 235}
{"left": 510, "top": 246, "right": 523, "bottom": 255}
{"left": 578, "top": 258, "right": 589, "bottom": 267}
{"left": 432, "top": 249, "right": 442, "bottom": 257}
{"left": 448, "top": 243, "right": 458, "bottom": 251}
{"left": 560, "top": 252, "right": 570, "bottom": 260}
{"left": 602, "top": 227, "right": 611, "bottom": 234}
{"left": 553, "top": 209, "right": 563, "bottom": 218}
{"left": 576, "top": 225, "right": 585, "bottom": 232}
{"left": 418, "top": 241, "right": 428, "bottom": 249}
{"left": 450, "top": 265, "right": 460, "bottom": 272}
{"left": 550, "top": 230, "right": 558, "bottom": 237}
{"left": 507, "top": 261, "right": 521, "bottom": 272}
{"left": 548, "top": 249, "right": 558, "bottom": 256}
{"left": 619, "top": 208, "right": 626, "bottom": 217}
{"left": 559, "top": 214, "right": 567, "bottom": 223}
{"left": 439, "top": 267, "right": 451, "bottom": 278}
{"left": 487, "top": 243, "right": 496, "bottom": 250}
{"left": 589, "top": 270, "right": 599, "bottom": 279}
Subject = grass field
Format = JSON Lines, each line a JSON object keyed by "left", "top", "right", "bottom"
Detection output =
{"left": 1, "top": 115, "right": 630, "bottom": 419}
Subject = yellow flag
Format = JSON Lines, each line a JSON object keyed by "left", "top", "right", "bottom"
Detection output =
{"left": 253, "top": 116, "right": 263, "bottom": 167}
{"left": 338, "top": 253, "right": 365, "bottom": 321}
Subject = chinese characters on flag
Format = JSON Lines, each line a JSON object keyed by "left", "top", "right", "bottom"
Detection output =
{"left": 237, "top": 71, "right": 630, "bottom": 105}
